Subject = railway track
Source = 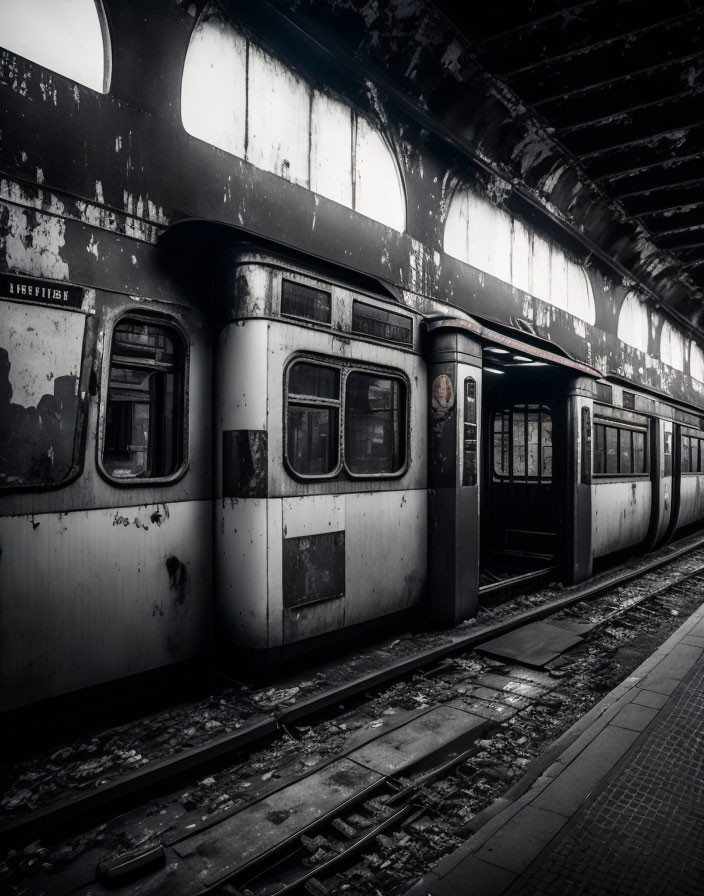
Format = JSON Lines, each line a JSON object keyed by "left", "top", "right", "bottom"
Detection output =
{"left": 4, "top": 533, "right": 704, "bottom": 895}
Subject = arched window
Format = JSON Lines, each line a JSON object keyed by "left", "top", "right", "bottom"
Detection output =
{"left": 181, "top": 6, "right": 406, "bottom": 232}
{"left": 617, "top": 291, "right": 649, "bottom": 353}
{"left": 0, "top": 0, "right": 110, "bottom": 93}
{"left": 690, "top": 343, "right": 704, "bottom": 383}
{"left": 444, "top": 187, "right": 595, "bottom": 324}
{"left": 660, "top": 321, "right": 685, "bottom": 371}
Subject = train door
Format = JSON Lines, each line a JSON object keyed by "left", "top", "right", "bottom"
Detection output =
{"left": 479, "top": 343, "right": 597, "bottom": 590}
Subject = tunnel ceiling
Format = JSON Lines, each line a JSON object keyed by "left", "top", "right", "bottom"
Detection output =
{"left": 255, "top": 0, "right": 704, "bottom": 333}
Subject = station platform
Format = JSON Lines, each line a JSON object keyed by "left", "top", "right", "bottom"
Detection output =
{"left": 405, "top": 600, "right": 704, "bottom": 896}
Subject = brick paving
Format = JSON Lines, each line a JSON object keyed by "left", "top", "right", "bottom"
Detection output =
{"left": 509, "top": 658, "right": 704, "bottom": 896}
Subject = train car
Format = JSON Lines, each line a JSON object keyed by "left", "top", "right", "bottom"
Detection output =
{"left": 212, "top": 249, "right": 428, "bottom": 663}
{"left": 3, "top": 0, "right": 704, "bottom": 710}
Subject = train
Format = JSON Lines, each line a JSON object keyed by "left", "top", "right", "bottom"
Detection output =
{"left": 2, "top": 0, "right": 704, "bottom": 711}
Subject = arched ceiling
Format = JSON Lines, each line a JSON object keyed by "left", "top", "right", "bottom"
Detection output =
{"left": 247, "top": 0, "right": 704, "bottom": 335}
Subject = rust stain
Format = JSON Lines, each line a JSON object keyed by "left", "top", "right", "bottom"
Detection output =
{"left": 166, "top": 555, "right": 188, "bottom": 605}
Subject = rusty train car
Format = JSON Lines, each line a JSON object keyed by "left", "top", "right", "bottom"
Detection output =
{"left": 2, "top": 0, "right": 704, "bottom": 711}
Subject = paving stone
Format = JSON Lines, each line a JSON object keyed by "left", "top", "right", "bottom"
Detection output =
{"left": 610, "top": 703, "right": 658, "bottom": 732}
{"left": 631, "top": 689, "right": 669, "bottom": 710}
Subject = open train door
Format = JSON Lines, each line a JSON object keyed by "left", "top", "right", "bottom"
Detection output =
{"left": 478, "top": 327, "right": 600, "bottom": 590}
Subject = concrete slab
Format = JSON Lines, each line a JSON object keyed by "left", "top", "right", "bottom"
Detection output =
{"left": 477, "top": 621, "right": 585, "bottom": 668}
{"left": 475, "top": 673, "right": 549, "bottom": 698}
{"left": 468, "top": 686, "right": 530, "bottom": 708}
{"left": 531, "top": 725, "right": 640, "bottom": 817}
{"left": 349, "top": 705, "right": 490, "bottom": 776}
{"left": 447, "top": 695, "right": 520, "bottom": 722}
{"left": 173, "top": 759, "right": 383, "bottom": 883}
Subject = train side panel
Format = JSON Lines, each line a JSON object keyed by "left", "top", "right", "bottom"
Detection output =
{"left": 592, "top": 481, "right": 652, "bottom": 559}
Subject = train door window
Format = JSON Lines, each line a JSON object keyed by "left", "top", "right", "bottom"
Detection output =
{"left": 619, "top": 429, "right": 633, "bottom": 474}
{"left": 345, "top": 372, "right": 405, "bottom": 475}
{"left": 682, "top": 436, "right": 691, "bottom": 474}
{"left": 605, "top": 426, "right": 618, "bottom": 474}
{"left": 663, "top": 431, "right": 672, "bottom": 476}
{"left": 492, "top": 405, "right": 552, "bottom": 483}
{"left": 103, "top": 318, "right": 185, "bottom": 481}
{"left": 462, "top": 378, "right": 477, "bottom": 486}
{"left": 286, "top": 362, "right": 340, "bottom": 476}
{"left": 633, "top": 430, "right": 646, "bottom": 475}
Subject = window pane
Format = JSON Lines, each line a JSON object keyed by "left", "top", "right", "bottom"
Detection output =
{"left": 542, "top": 414, "right": 553, "bottom": 479}
{"left": 512, "top": 411, "right": 526, "bottom": 477}
{"left": 633, "top": 431, "right": 646, "bottom": 474}
{"left": 463, "top": 378, "right": 477, "bottom": 487}
{"left": 103, "top": 319, "right": 183, "bottom": 479}
{"left": 606, "top": 426, "right": 618, "bottom": 474}
{"left": 619, "top": 429, "right": 632, "bottom": 475}
{"left": 345, "top": 372, "right": 404, "bottom": 474}
{"left": 682, "top": 436, "right": 691, "bottom": 474}
{"left": 493, "top": 412, "right": 508, "bottom": 476}
{"left": 287, "top": 405, "right": 338, "bottom": 475}
{"left": 288, "top": 362, "right": 339, "bottom": 399}
{"left": 526, "top": 410, "right": 539, "bottom": 477}
{"left": 593, "top": 424, "right": 605, "bottom": 475}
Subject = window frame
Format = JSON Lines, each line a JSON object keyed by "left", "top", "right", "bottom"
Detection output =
{"left": 283, "top": 354, "right": 409, "bottom": 482}
{"left": 592, "top": 418, "right": 650, "bottom": 479}
{"left": 491, "top": 404, "right": 553, "bottom": 484}
{"left": 97, "top": 311, "right": 189, "bottom": 487}
{"left": 682, "top": 432, "right": 704, "bottom": 475}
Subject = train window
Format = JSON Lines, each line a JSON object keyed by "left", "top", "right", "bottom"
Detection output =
{"left": 345, "top": 373, "right": 405, "bottom": 475}
{"left": 0, "top": 0, "right": 111, "bottom": 94}
{"left": 605, "top": 427, "right": 618, "bottom": 474}
{"left": 633, "top": 430, "right": 646, "bottom": 475}
{"left": 286, "top": 362, "right": 340, "bottom": 476}
{"left": 681, "top": 435, "right": 704, "bottom": 474}
{"left": 462, "top": 378, "right": 477, "bottom": 487}
{"left": 682, "top": 436, "right": 691, "bottom": 474}
{"left": 492, "top": 405, "right": 552, "bottom": 483}
{"left": 285, "top": 359, "right": 407, "bottom": 479}
{"left": 102, "top": 318, "right": 185, "bottom": 481}
{"left": 593, "top": 421, "right": 649, "bottom": 477}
